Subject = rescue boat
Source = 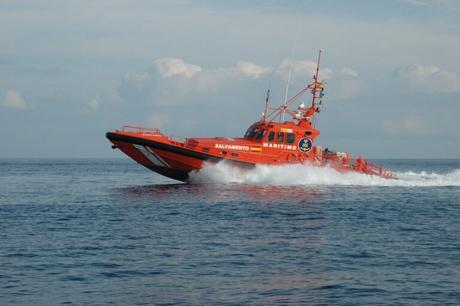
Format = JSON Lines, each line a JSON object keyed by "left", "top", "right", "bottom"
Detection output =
{"left": 106, "top": 50, "right": 396, "bottom": 182}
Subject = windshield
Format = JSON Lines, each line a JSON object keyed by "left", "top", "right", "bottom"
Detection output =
{"left": 244, "top": 125, "right": 264, "bottom": 139}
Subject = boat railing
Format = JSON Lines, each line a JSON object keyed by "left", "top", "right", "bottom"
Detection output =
{"left": 165, "top": 135, "right": 194, "bottom": 148}
{"left": 348, "top": 158, "right": 396, "bottom": 178}
{"left": 169, "top": 135, "right": 186, "bottom": 142}
{"left": 119, "top": 125, "right": 162, "bottom": 135}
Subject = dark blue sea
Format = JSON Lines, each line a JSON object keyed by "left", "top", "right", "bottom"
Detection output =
{"left": 1, "top": 158, "right": 459, "bottom": 305}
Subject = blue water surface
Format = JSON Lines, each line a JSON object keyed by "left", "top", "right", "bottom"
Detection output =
{"left": 0, "top": 159, "right": 459, "bottom": 305}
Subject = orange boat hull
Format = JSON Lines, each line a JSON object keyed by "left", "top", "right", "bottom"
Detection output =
{"left": 106, "top": 127, "right": 396, "bottom": 182}
{"left": 107, "top": 131, "right": 253, "bottom": 181}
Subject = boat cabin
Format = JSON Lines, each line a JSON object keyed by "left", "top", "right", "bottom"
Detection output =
{"left": 243, "top": 121, "right": 320, "bottom": 148}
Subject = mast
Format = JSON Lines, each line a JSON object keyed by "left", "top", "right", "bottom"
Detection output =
{"left": 263, "top": 49, "right": 326, "bottom": 124}
{"left": 311, "top": 49, "right": 322, "bottom": 108}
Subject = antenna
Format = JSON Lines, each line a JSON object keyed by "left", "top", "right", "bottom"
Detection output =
{"left": 282, "top": 21, "right": 301, "bottom": 122}
{"left": 282, "top": 61, "right": 293, "bottom": 122}
{"left": 282, "top": 47, "right": 296, "bottom": 122}
{"left": 262, "top": 88, "right": 270, "bottom": 123}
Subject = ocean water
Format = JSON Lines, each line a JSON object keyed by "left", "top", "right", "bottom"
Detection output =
{"left": 1, "top": 158, "right": 459, "bottom": 305}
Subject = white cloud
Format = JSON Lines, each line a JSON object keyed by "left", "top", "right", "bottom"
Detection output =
{"left": 235, "top": 61, "right": 272, "bottom": 79}
{"left": 399, "top": 64, "right": 440, "bottom": 78}
{"left": 154, "top": 57, "right": 272, "bottom": 81}
{"left": 83, "top": 96, "right": 100, "bottom": 113}
{"left": 154, "top": 58, "right": 202, "bottom": 78}
{"left": 277, "top": 59, "right": 333, "bottom": 80}
{"left": 340, "top": 68, "right": 358, "bottom": 77}
{"left": 120, "top": 57, "right": 361, "bottom": 102}
{"left": 146, "top": 57, "right": 273, "bottom": 94}
{"left": 2, "top": 89, "right": 28, "bottom": 109}
{"left": 398, "top": 64, "right": 460, "bottom": 92}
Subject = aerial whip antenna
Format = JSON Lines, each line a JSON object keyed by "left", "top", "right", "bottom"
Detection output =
{"left": 262, "top": 88, "right": 270, "bottom": 123}
{"left": 281, "top": 20, "right": 301, "bottom": 122}
{"left": 282, "top": 42, "right": 297, "bottom": 122}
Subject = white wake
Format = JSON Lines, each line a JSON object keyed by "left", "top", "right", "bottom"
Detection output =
{"left": 188, "top": 162, "right": 460, "bottom": 187}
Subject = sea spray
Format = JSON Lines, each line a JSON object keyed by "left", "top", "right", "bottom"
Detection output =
{"left": 189, "top": 161, "right": 460, "bottom": 187}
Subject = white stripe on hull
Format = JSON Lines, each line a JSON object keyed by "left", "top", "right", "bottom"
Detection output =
{"left": 145, "top": 146, "right": 171, "bottom": 168}
{"left": 133, "top": 144, "right": 170, "bottom": 168}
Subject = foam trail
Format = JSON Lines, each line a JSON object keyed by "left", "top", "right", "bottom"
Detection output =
{"left": 189, "top": 162, "right": 460, "bottom": 187}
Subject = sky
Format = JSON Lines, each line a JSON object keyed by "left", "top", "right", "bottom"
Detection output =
{"left": 1, "top": 0, "right": 459, "bottom": 158}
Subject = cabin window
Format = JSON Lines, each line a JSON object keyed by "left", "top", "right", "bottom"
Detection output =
{"left": 277, "top": 132, "right": 285, "bottom": 143}
{"left": 231, "top": 152, "right": 238, "bottom": 158}
{"left": 286, "top": 133, "right": 295, "bottom": 144}
{"left": 245, "top": 126, "right": 260, "bottom": 139}
{"left": 255, "top": 130, "right": 266, "bottom": 141}
{"left": 267, "top": 131, "right": 275, "bottom": 142}
{"left": 244, "top": 125, "right": 252, "bottom": 138}
{"left": 244, "top": 126, "right": 256, "bottom": 139}
{"left": 220, "top": 151, "right": 227, "bottom": 156}
{"left": 305, "top": 131, "right": 312, "bottom": 136}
